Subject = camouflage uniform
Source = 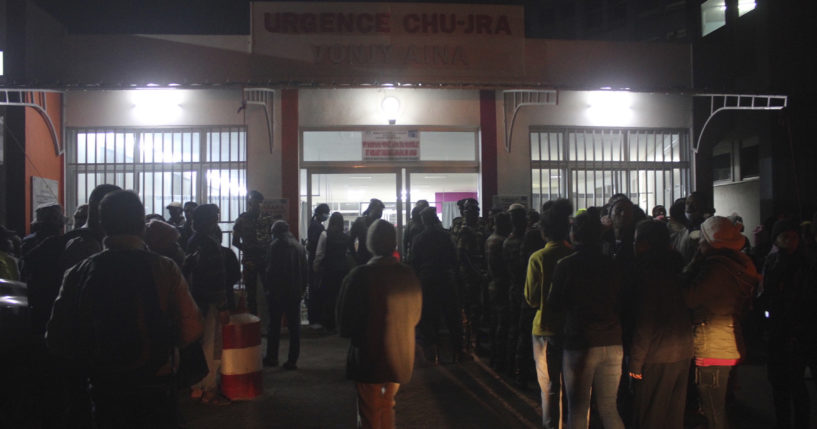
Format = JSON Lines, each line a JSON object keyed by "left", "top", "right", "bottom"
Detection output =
{"left": 456, "top": 221, "right": 487, "bottom": 353}
{"left": 232, "top": 211, "right": 273, "bottom": 314}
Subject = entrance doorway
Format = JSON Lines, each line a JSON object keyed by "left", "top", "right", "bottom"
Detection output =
{"left": 302, "top": 168, "right": 479, "bottom": 252}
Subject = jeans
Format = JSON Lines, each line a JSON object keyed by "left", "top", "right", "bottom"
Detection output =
{"left": 563, "top": 345, "right": 624, "bottom": 429}
{"left": 695, "top": 365, "right": 733, "bottom": 429}
{"left": 532, "top": 335, "right": 564, "bottom": 429}
{"left": 267, "top": 296, "right": 301, "bottom": 364}
{"left": 356, "top": 382, "right": 400, "bottom": 429}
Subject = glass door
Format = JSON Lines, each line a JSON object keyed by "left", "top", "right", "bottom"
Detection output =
{"left": 304, "top": 169, "right": 402, "bottom": 247}
{"left": 407, "top": 171, "right": 479, "bottom": 229}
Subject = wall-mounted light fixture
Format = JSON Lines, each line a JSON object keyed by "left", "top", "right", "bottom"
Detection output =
{"left": 381, "top": 96, "right": 401, "bottom": 125}
{"left": 586, "top": 91, "right": 633, "bottom": 125}
{"left": 130, "top": 89, "right": 184, "bottom": 124}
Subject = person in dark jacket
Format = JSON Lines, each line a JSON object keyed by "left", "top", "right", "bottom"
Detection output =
{"left": 548, "top": 212, "right": 624, "bottom": 429}
{"left": 61, "top": 184, "right": 122, "bottom": 271}
{"left": 411, "top": 207, "right": 463, "bottom": 364}
{"left": 263, "top": 221, "right": 308, "bottom": 370}
{"left": 21, "top": 203, "right": 65, "bottom": 256}
{"left": 628, "top": 220, "right": 694, "bottom": 429}
{"left": 759, "top": 218, "right": 816, "bottom": 429}
{"left": 684, "top": 216, "right": 759, "bottom": 429}
{"left": 313, "top": 212, "right": 352, "bottom": 332}
{"left": 337, "top": 219, "right": 422, "bottom": 429}
{"left": 183, "top": 204, "right": 230, "bottom": 405}
{"left": 306, "top": 203, "right": 330, "bottom": 328}
{"left": 178, "top": 201, "right": 198, "bottom": 252}
{"left": 402, "top": 200, "right": 429, "bottom": 263}
{"left": 349, "top": 198, "right": 386, "bottom": 265}
{"left": 46, "top": 190, "right": 203, "bottom": 427}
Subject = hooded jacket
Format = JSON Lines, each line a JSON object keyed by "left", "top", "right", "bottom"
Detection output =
{"left": 684, "top": 249, "right": 759, "bottom": 360}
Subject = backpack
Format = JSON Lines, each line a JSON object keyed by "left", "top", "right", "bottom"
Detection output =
{"left": 182, "top": 235, "right": 226, "bottom": 309}
{"left": 76, "top": 249, "right": 173, "bottom": 378}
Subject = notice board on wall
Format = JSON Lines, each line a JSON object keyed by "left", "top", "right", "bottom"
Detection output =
{"left": 362, "top": 130, "right": 420, "bottom": 161}
{"left": 32, "top": 176, "right": 60, "bottom": 220}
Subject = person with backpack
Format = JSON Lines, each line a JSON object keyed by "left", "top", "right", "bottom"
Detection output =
{"left": 184, "top": 203, "right": 231, "bottom": 405}
{"left": 46, "top": 190, "right": 203, "bottom": 428}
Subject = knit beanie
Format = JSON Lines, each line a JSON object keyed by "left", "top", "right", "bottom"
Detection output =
{"left": 366, "top": 219, "right": 396, "bottom": 257}
{"left": 770, "top": 218, "right": 799, "bottom": 243}
{"left": 145, "top": 219, "right": 181, "bottom": 250}
{"left": 700, "top": 216, "right": 745, "bottom": 251}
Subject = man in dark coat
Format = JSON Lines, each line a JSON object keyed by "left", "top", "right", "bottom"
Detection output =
{"left": 349, "top": 198, "right": 385, "bottom": 265}
{"left": 411, "top": 207, "right": 463, "bottom": 364}
{"left": 337, "top": 219, "right": 422, "bottom": 429}
{"left": 306, "top": 203, "right": 330, "bottom": 328}
{"left": 263, "top": 221, "right": 308, "bottom": 370}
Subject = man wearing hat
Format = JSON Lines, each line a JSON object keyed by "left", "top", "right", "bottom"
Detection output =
{"left": 166, "top": 202, "right": 185, "bottom": 228}
{"left": 684, "top": 216, "right": 760, "bottom": 429}
{"left": 349, "top": 198, "right": 386, "bottom": 265}
{"left": 21, "top": 203, "right": 65, "bottom": 256}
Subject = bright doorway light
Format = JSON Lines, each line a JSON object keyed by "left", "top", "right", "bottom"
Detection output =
{"left": 0, "top": 51, "right": 4, "bottom": 76}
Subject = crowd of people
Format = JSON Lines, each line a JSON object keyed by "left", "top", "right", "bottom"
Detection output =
{"left": 1, "top": 183, "right": 816, "bottom": 428}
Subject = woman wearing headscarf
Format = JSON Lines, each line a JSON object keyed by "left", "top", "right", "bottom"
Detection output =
{"left": 684, "top": 216, "right": 760, "bottom": 429}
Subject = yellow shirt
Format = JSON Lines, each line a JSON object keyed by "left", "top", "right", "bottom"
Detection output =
{"left": 524, "top": 240, "right": 573, "bottom": 337}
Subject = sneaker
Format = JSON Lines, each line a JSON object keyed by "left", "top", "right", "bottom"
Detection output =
{"left": 263, "top": 357, "right": 279, "bottom": 367}
{"left": 282, "top": 361, "right": 298, "bottom": 370}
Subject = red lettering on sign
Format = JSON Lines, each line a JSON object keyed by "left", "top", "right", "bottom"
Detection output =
{"left": 422, "top": 14, "right": 438, "bottom": 33}
{"left": 337, "top": 13, "right": 354, "bottom": 32}
{"left": 282, "top": 13, "right": 298, "bottom": 33}
{"left": 440, "top": 14, "right": 456, "bottom": 33}
{"left": 495, "top": 15, "right": 511, "bottom": 35}
{"left": 375, "top": 13, "right": 390, "bottom": 32}
{"left": 404, "top": 14, "right": 420, "bottom": 33}
{"left": 476, "top": 15, "right": 492, "bottom": 34}
{"left": 302, "top": 14, "right": 316, "bottom": 32}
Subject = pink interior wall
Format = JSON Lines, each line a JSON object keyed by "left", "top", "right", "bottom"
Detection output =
{"left": 434, "top": 192, "right": 478, "bottom": 214}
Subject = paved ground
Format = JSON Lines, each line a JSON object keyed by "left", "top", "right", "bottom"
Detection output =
{"left": 178, "top": 327, "right": 815, "bottom": 429}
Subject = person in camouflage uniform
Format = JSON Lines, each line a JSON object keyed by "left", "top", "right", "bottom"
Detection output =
{"left": 449, "top": 198, "right": 468, "bottom": 243}
{"left": 503, "top": 204, "right": 529, "bottom": 382}
{"left": 485, "top": 211, "right": 512, "bottom": 370}
{"left": 456, "top": 198, "right": 487, "bottom": 355}
{"left": 232, "top": 191, "right": 272, "bottom": 314}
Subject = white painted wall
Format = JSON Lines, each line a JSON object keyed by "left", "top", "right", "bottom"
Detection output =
{"left": 496, "top": 90, "right": 693, "bottom": 198}
{"left": 299, "top": 88, "right": 481, "bottom": 127}
{"left": 64, "top": 88, "right": 282, "bottom": 201}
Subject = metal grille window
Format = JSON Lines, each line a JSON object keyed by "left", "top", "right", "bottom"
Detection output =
{"left": 66, "top": 127, "right": 248, "bottom": 249}
{"left": 531, "top": 128, "right": 691, "bottom": 212}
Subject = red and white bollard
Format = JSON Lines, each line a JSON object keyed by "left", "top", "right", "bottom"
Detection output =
{"left": 220, "top": 313, "right": 263, "bottom": 400}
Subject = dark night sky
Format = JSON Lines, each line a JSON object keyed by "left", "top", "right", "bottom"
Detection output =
{"left": 34, "top": 0, "right": 524, "bottom": 35}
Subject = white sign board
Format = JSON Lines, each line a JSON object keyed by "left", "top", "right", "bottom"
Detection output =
{"left": 362, "top": 130, "right": 420, "bottom": 161}
{"left": 31, "top": 176, "right": 60, "bottom": 220}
